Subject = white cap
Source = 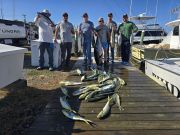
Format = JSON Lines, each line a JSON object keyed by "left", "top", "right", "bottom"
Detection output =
{"left": 42, "top": 9, "right": 51, "bottom": 16}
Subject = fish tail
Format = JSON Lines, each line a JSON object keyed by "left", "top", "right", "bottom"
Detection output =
{"left": 83, "top": 119, "right": 91, "bottom": 125}
{"left": 83, "top": 119, "right": 95, "bottom": 126}
{"left": 108, "top": 96, "right": 113, "bottom": 102}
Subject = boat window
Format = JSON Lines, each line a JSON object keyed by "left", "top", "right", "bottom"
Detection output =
{"left": 135, "top": 31, "right": 142, "bottom": 36}
{"left": 144, "top": 31, "right": 166, "bottom": 36}
{"left": 135, "top": 31, "right": 166, "bottom": 37}
{"left": 173, "top": 26, "right": 179, "bottom": 36}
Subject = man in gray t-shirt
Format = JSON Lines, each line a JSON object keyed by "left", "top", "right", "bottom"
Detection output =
{"left": 106, "top": 13, "right": 117, "bottom": 63}
{"left": 79, "top": 13, "right": 94, "bottom": 67}
{"left": 95, "top": 17, "right": 110, "bottom": 66}
{"left": 54, "top": 12, "right": 74, "bottom": 68}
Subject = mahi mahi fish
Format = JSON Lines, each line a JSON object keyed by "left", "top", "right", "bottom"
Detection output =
{"left": 60, "top": 96, "right": 76, "bottom": 113}
{"left": 97, "top": 96, "right": 112, "bottom": 119}
{"left": 61, "top": 87, "right": 70, "bottom": 97}
{"left": 59, "top": 81, "right": 83, "bottom": 86}
{"left": 112, "top": 93, "right": 124, "bottom": 111}
{"left": 62, "top": 109, "right": 94, "bottom": 126}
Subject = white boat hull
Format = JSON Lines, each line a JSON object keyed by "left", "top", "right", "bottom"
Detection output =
{"left": 145, "top": 58, "right": 180, "bottom": 98}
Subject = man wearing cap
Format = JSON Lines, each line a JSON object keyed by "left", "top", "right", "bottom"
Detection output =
{"left": 54, "top": 12, "right": 74, "bottom": 68}
{"left": 106, "top": 13, "right": 117, "bottom": 63}
{"left": 34, "top": 9, "right": 55, "bottom": 71}
{"left": 79, "top": 13, "right": 94, "bottom": 68}
{"left": 117, "top": 14, "right": 138, "bottom": 65}
{"left": 95, "top": 17, "right": 110, "bottom": 66}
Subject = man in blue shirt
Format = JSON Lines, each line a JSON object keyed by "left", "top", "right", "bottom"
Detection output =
{"left": 79, "top": 13, "right": 94, "bottom": 68}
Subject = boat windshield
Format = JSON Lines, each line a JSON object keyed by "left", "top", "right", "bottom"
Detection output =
{"left": 135, "top": 31, "right": 167, "bottom": 37}
{"left": 173, "top": 26, "right": 179, "bottom": 36}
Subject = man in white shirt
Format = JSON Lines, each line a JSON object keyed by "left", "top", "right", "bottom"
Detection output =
{"left": 34, "top": 9, "right": 55, "bottom": 71}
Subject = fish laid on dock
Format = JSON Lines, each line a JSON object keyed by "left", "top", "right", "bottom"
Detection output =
{"left": 62, "top": 109, "right": 95, "bottom": 126}
{"left": 97, "top": 96, "right": 112, "bottom": 119}
{"left": 61, "top": 87, "right": 70, "bottom": 97}
{"left": 60, "top": 96, "right": 77, "bottom": 114}
{"left": 59, "top": 81, "right": 83, "bottom": 86}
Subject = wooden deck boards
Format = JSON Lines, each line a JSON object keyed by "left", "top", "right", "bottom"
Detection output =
{"left": 26, "top": 63, "right": 180, "bottom": 135}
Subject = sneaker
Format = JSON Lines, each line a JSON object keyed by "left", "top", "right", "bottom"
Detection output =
{"left": 120, "top": 61, "right": 125, "bottom": 65}
{"left": 49, "top": 67, "right": 53, "bottom": 71}
{"left": 36, "top": 66, "right": 43, "bottom": 70}
{"left": 124, "top": 62, "right": 130, "bottom": 66}
{"left": 83, "top": 61, "right": 87, "bottom": 66}
{"left": 104, "top": 61, "right": 108, "bottom": 67}
{"left": 66, "top": 62, "right": 69, "bottom": 67}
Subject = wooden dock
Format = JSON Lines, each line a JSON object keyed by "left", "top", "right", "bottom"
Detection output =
{"left": 26, "top": 62, "right": 180, "bottom": 135}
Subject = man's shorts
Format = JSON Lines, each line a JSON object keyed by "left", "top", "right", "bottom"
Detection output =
{"left": 101, "top": 42, "right": 109, "bottom": 49}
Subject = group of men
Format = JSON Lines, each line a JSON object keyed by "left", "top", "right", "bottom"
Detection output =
{"left": 34, "top": 9, "right": 138, "bottom": 71}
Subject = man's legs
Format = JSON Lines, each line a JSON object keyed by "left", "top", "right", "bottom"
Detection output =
{"left": 83, "top": 41, "right": 87, "bottom": 65}
{"left": 86, "top": 40, "right": 92, "bottom": 67}
{"left": 66, "top": 42, "right": 72, "bottom": 66}
{"left": 38, "top": 42, "right": 46, "bottom": 68}
{"left": 111, "top": 47, "right": 114, "bottom": 62}
{"left": 46, "top": 42, "right": 54, "bottom": 68}
{"left": 107, "top": 44, "right": 110, "bottom": 62}
{"left": 121, "top": 41, "right": 126, "bottom": 63}
{"left": 124, "top": 41, "right": 131, "bottom": 63}
{"left": 61, "top": 42, "right": 66, "bottom": 67}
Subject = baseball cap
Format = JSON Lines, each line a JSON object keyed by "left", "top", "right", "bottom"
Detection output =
{"left": 63, "top": 12, "right": 68, "bottom": 17}
{"left": 123, "top": 14, "right": 128, "bottom": 18}
{"left": 98, "top": 17, "right": 104, "bottom": 22}
{"left": 83, "top": 13, "right": 88, "bottom": 17}
{"left": 108, "top": 13, "right": 113, "bottom": 17}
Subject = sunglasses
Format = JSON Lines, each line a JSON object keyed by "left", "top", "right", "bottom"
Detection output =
{"left": 99, "top": 20, "right": 103, "bottom": 22}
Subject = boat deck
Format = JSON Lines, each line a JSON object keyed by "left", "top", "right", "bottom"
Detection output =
{"left": 26, "top": 61, "right": 180, "bottom": 135}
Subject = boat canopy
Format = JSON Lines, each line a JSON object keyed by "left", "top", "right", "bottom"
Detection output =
{"left": 166, "top": 19, "right": 180, "bottom": 27}
{"left": 130, "top": 16, "right": 155, "bottom": 21}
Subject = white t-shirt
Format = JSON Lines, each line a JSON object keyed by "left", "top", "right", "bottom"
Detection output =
{"left": 34, "top": 16, "right": 53, "bottom": 43}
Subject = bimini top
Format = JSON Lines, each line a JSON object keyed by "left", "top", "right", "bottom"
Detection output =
{"left": 166, "top": 19, "right": 180, "bottom": 27}
{"left": 130, "top": 13, "right": 155, "bottom": 21}
{"left": 130, "top": 16, "right": 155, "bottom": 21}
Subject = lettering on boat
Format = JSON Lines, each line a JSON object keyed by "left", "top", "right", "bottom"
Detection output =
{"left": 152, "top": 72, "right": 180, "bottom": 98}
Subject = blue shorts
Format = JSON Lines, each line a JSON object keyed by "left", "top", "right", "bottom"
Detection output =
{"left": 101, "top": 42, "right": 109, "bottom": 49}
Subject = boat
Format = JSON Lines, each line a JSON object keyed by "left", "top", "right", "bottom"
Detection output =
{"left": 130, "top": 13, "right": 167, "bottom": 44}
{"left": 145, "top": 7, "right": 180, "bottom": 98}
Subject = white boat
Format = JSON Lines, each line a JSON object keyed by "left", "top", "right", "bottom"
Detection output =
{"left": 145, "top": 8, "right": 180, "bottom": 98}
{"left": 130, "top": 13, "right": 167, "bottom": 44}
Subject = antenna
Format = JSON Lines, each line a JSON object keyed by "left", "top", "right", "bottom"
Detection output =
{"left": 0, "top": 0, "right": 4, "bottom": 19}
{"left": 129, "top": 0, "right": 133, "bottom": 17}
{"left": 13, "top": 0, "right": 15, "bottom": 20}
{"left": 145, "top": 0, "right": 149, "bottom": 14}
{"left": 22, "top": 14, "right": 26, "bottom": 23}
{"left": 169, "top": 0, "right": 173, "bottom": 20}
{"left": 154, "top": 0, "right": 159, "bottom": 24}
{"left": 171, "top": 6, "right": 180, "bottom": 19}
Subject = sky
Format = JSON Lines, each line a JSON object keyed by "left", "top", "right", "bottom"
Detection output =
{"left": 0, "top": 0, "right": 179, "bottom": 29}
